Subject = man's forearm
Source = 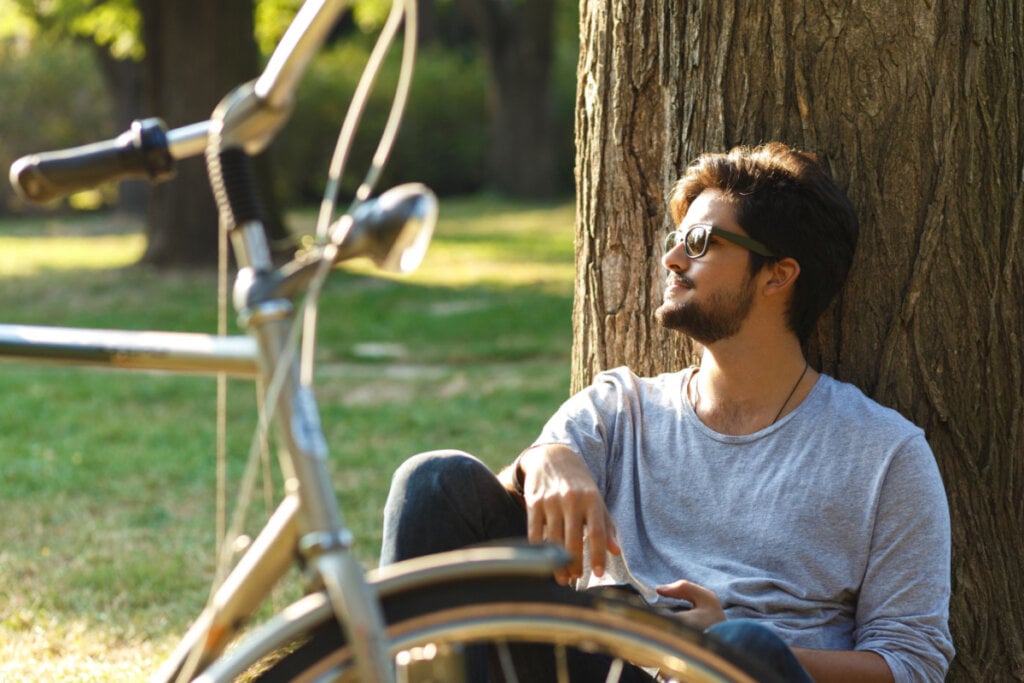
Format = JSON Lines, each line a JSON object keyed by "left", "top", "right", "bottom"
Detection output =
{"left": 502, "top": 443, "right": 579, "bottom": 495}
{"left": 791, "top": 647, "right": 893, "bottom": 683}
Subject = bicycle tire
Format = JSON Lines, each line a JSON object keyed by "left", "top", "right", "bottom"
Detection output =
{"left": 248, "top": 575, "right": 781, "bottom": 683}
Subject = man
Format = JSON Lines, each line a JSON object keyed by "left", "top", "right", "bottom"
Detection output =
{"left": 382, "top": 143, "right": 954, "bottom": 682}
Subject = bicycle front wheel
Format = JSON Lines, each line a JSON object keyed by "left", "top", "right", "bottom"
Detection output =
{"left": 252, "top": 575, "right": 777, "bottom": 683}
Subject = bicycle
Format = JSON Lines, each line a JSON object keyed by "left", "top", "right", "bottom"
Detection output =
{"left": 3, "top": 1, "right": 782, "bottom": 681}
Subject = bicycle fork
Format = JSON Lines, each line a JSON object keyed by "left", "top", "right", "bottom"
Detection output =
{"left": 246, "top": 292, "right": 395, "bottom": 683}
{"left": 176, "top": 80, "right": 397, "bottom": 676}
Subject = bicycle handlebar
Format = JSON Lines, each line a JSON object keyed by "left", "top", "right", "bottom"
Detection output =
{"left": 9, "top": 118, "right": 179, "bottom": 203}
{"left": 9, "top": 0, "right": 349, "bottom": 205}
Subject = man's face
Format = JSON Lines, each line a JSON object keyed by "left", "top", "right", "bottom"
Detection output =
{"left": 654, "top": 189, "right": 758, "bottom": 345}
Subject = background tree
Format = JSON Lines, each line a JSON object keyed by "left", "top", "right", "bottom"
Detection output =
{"left": 574, "top": 1, "right": 1023, "bottom": 680}
{"left": 6, "top": 0, "right": 147, "bottom": 213}
{"left": 354, "top": 0, "right": 576, "bottom": 198}
{"left": 5, "top": 0, "right": 286, "bottom": 266}
{"left": 452, "top": 0, "right": 576, "bottom": 198}
{"left": 138, "top": 0, "right": 285, "bottom": 266}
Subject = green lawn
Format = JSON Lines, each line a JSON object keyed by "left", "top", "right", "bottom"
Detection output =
{"left": 0, "top": 195, "right": 576, "bottom": 680}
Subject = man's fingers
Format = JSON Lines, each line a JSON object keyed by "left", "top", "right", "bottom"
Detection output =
{"left": 563, "top": 514, "right": 585, "bottom": 579}
{"left": 527, "top": 503, "right": 575, "bottom": 584}
{"left": 604, "top": 511, "right": 621, "bottom": 556}
{"left": 582, "top": 503, "right": 612, "bottom": 576}
{"left": 526, "top": 501, "right": 545, "bottom": 544}
{"left": 540, "top": 499, "right": 566, "bottom": 549}
{"left": 519, "top": 454, "right": 612, "bottom": 584}
{"left": 553, "top": 567, "right": 573, "bottom": 586}
{"left": 657, "top": 579, "right": 712, "bottom": 605}
{"left": 656, "top": 580, "right": 726, "bottom": 629}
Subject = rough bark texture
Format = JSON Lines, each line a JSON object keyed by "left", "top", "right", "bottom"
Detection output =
{"left": 574, "top": 1, "right": 1024, "bottom": 680}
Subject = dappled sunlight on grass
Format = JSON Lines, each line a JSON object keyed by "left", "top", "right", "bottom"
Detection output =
{"left": 294, "top": 195, "right": 576, "bottom": 291}
{"left": 0, "top": 233, "right": 146, "bottom": 276}
{"left": 411, "top": 240, "right": 575, "bottom": 290}
{"left": 0, "top": 214, "right": 146, "bottom": 277}
{"left": 0, "top": 615, "right": 173, "bottom": 682}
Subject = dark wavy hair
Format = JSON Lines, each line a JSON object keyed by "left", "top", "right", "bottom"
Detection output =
{"left": 669, "top": 142, "right": 859, "bottom": 343}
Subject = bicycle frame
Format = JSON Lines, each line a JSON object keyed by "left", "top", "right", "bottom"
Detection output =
{"left": 0, "top": 308, "right": 571, "bottom": 683}
{"left": 3, "top": 2, "right": 580, "bottom": 681}
{"left": 6, "top": 1, "right": 395, "bottom": 680}
{"left": 0, "top": 325, "right": 259, "bottom": 377}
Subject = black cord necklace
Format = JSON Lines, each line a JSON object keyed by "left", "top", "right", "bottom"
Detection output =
{"left": 689, "top": 360, "right": 810, "bottom": 426}
{"left": 770, "top": 360, "right": 810, "bottom": 424}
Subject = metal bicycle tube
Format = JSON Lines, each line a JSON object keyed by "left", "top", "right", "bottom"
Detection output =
{"left": 235, "top": 265, "right": 393, "bottom": 683}
{"left": 197, "top": 1, "right": 395, "bottom": 678}
{"left": 153, "top": 497, "right": 302, "bottom": 683}
{"left": 0, "top": 324, "right": 258, "bottom": 377}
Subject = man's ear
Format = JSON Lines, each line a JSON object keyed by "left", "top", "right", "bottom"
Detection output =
{"left": 762, "top": 257, "right": 800, "bottom": 297}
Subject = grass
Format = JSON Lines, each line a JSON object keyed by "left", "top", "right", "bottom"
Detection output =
{"left": 0, "top": 194, "right": 576, "bottom": 680}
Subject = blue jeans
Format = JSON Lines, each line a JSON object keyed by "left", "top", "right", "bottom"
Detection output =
{"left": 707, "top": 620, "right": 814, "bottom": 683}
{"left": 381, "top": 451, "right": 814, "bottom": 682}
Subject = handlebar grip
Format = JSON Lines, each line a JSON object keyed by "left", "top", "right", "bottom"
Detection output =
{"left": 9, "top": 118, "right": 177, "bottom": 204}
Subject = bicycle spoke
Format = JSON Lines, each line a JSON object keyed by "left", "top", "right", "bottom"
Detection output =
{"left": 495, "top": 640, "right": 520, "bottom": 683}
{"left": 555, "top": 644, "right": 569, "bottom": 683}
{"left": 605, "top": 657, "right": 625, "bottom": 683}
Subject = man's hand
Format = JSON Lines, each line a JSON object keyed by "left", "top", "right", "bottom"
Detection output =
{"left": 655, "top": 581, "right": 894, "bottom": 683}
{"left": 507, "top": 444, "right": 620, "bottom": 584}
{"left": 656, "top": 579, "right": 726, "bottom": 630}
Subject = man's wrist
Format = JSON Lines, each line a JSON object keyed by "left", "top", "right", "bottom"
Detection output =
{"left": 511, "top": 443, "right": 565, "bottom": 496}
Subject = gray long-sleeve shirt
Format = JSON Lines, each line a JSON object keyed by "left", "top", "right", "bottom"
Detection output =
{"left": 535, "top": 367, "right": 954, "bottom": 682}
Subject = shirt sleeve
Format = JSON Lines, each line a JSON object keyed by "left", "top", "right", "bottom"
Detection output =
{"left": 854, "top": 433, "right": 955, "bottom": 682}
{"left": 532, "top": 368, "right": 633, "bottom": 491}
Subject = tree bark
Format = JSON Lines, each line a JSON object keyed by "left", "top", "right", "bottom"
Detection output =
{"left": 575, "top": 1, "right": 1024, "bottom": 680}
{"left": 138, "top": 0, "right": 285, "bottom": 267}
{"left": 455, "top": 0, "right": 558, "bottom": 197}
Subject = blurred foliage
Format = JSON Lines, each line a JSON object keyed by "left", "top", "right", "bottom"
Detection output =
{"left": 0, "top": 39, "right": 115, "bottom": 213}
{"left": 351, "top": 0, "right": 393, "bottom": 32}
{"left": 1, "top": 0, "right": 142, "bottom": 59}
{"left": 272, "top": 40, "right": 488, "bottom": 202}
{"left": 0, "top": 0, "right": 34, "bottom": 39}
{"left": 0, "top": 0, "right": 578, "bottom": 214}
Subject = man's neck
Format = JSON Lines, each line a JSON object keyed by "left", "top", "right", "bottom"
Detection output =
{"left": 690, "top": 334, "right": 816, "bottom": 436}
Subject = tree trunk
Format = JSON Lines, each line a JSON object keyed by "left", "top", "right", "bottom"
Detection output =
{"left": 574, "top": 1, "right": 1024, "bottom": 680}
{"left": 138, "top": 0, "right": 286, "bottom": 267}
{"left": 455, "top": 0, "right": 558, "bottom": 197}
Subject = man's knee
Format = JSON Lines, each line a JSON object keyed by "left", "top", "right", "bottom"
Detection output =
{"left": 385, "top": 450, "right": 502, "bottom": 524}
{"left": 381, "top": 449, "right": 521, "bottom": 565}
{"left": 707, "top": 619, "right": 774, "bottom": 644}
{"left": 706, "top": 619, "right": 812, "bottom": 683}
{"left": 389, "top": 449, "right": 486, "bottom": 497}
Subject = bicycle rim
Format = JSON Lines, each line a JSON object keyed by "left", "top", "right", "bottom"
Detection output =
{"left": 248, "top": 576, "right": 776, "bottom": 683}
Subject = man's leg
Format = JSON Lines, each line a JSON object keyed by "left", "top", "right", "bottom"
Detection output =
{"left": 380, "top": 449, "right": 526, "bottom": 565}
{"left": 705, "top": 619, "right": 814, "bottom": 683}
{"left": 379, "top": 450, "right": 654, "bottom": 682}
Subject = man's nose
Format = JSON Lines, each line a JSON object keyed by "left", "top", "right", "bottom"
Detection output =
{"left": 662, "top": 243, "right": 691, "bottom": 272}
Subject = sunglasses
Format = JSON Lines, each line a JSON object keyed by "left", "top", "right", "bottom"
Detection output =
{"left": 664, "top": 224, "right": 777, "bottom": 259}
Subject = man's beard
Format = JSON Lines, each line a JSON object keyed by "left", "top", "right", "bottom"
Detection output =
{"left": 655, "top": 273, "right": 756, "bottom": 345}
